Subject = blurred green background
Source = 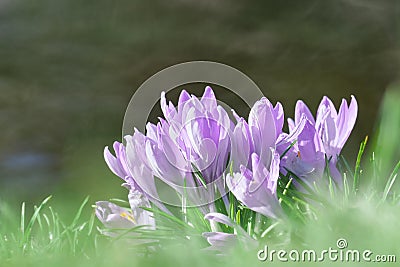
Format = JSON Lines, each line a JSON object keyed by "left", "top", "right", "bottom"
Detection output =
{"left": 0, "top": 0, "right": 399, "bottom": 211}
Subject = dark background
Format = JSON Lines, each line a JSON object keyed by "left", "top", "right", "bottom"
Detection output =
{"left": 0, "top": 0, "right": 399, "bottom": 210}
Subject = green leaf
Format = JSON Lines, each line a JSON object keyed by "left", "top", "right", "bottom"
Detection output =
{"left": 191, "top": 163, "right": 208, "bottom": 189}
{"left": 280, "top": 139, "right": 297, "bottom": 159}
{"left": 21, "top": 195, "right": 52, "bottom": 246}
{"left": 353, "top": 136, "right": 368, "bottom": 194}
{"left": 382, "top": 160, "right": 400, "bottom": 202}
{"left": 71, "top": 196, "right": 90, "bottom": 229}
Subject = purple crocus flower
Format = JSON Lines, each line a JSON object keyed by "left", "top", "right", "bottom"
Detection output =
{"left": 315, "top": 96, "right": 358, "bottom": 180}
{"left": 95, "top": 190, "right": 155, "bottom": 231}
{"left": 144, "top": 87, "right": 234, "bottom": 209}
{"left": 228, "top": 98, "right": 283, "bottom": 219}
{"left": 277, "top": 115, "right": 326, "bottom": 185}
{"left": 158, "top": 86, "right": 233, "bottom": 184}
{"left": 104, "top": 131, "right": 169, "bottom": 213}
{"left": 231, "top": 97, "right": 283, "bottom": 171}
{"left": 203, "top": 213, "right": 257, "bottom": 252}
{"left": 247, "top": 97, "right": 284, "bottom": 159}
{"left": 144, "top": 121, "right": 191, "bottom": 188}
{"left": 124, "top": 130, "right": 160, "bottom": 201}
{"left": 202, "top": 232, "right": 238, "bottom": 252}
{"left": 227, "top": 151, "right": 282, "bottom": 219}
{"left": 281, "top": 96, "right": 358, "bottom": 183}
{"left": 95, "top": 201, "right": 136, "bottom": 229}
{"left": 104, "top": 141, "right": 134, "bottom": 189}
{"left": 104, "top": 86, "right": 234, "bottom": 212}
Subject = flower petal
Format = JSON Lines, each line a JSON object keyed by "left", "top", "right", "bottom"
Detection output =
{"left": 95, "top": 201, "right": 136, "bottom": 229}
{"left": 295, "top": 100, "right": 315, "bottom": 125}
{"left": 335, "top": 95, "right": 358, "bottom": 150}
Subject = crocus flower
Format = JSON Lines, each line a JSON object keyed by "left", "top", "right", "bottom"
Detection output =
{"left": 95, "top": 190, "right": 155, "bottom": 231}
{"left": 104, "top": 131, "right": 168, "bottom": 213}
{"left": 95, "top": 201, "right": 136, "bottom": 230}
{"left": 228, "top": 98, "right": 284, "bottom": 219}
{"left": 104, "top": 140, "right": 140, "bottom": 191}
{"left": 144, "top": 87, "right": 234, "bottom": 209}
{"left": 127, "top": 190, "right": 155, "bottom": 227}
{"left": 124, "top": 130, "right": 163, "bottom": 205}
{"left": 227, "top": 151, "right": 282, "bottom": 219}
{"left": 203, "top": 213, "right": 257, "bottom": 252}
{"left": 277, "top": 115, "right": 326, "bottom": 185}
{"left": 231, "top": 97, "right": 283, "bottom": 171}
{"left": 315, "top": 96, "right": 358, "bottom": 180}
{"left": 158, "top": 86, "right": 233, "bottom": 184}
{"left": 282, "top": 96, "right": 358, "bottom": 183}
{"left": 144, "top": 121, "right": 191, "bottom": 189}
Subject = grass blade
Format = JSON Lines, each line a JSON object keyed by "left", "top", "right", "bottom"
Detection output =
{"left": 22, "top": 195, "right": 52, "bottom": 246}
{"left": 353, "top": 136, "right": 368, "bottom": 194}
{"left": 191, "top": 163, "right": 208, "bottom": 189}
{"left": 71, "top": 196, "right": 90, "bottom": 229}
{"left": 280, "top": 140, "right": 297, "bottom": 159}
{"left": 20, "top": 202, "right": 25, "bottom": 238}
{"left": 382, "top": 160, "right": 400, "bottom": 201}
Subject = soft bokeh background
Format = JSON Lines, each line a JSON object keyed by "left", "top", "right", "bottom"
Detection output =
{"left": 1, "top": 0, "right": 399, "bottom": 211}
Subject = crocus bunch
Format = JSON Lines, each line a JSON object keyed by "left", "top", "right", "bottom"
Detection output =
{"left": 96, "top": 86, "right": 357, "bottom": 250}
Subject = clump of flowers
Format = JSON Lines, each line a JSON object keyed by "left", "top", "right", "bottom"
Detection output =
{"left": 96, "top": 86, "right": 358, "bottom": 251}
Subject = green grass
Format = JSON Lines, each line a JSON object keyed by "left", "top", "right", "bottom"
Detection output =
{"left": 1, "top": 172, "right": 399, "bottom": 266}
